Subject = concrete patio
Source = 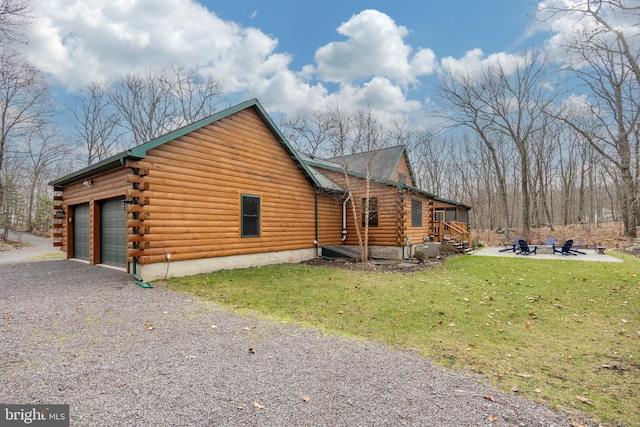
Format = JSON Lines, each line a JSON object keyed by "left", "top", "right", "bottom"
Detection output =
{"left": 472, "top": 246, "right": 622, "bottom": 262}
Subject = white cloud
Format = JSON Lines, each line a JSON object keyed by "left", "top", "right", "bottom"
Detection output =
{"left": 411, "top": 49, "right": 438, "bottom": 77}
{"left": 24, "top": 0, "right": 293, "bottom": 93}
{"left": 561, "top": 93, "right": 597, "bottom": 116}
{"left": 321, "top": 77, "right": 422, "bottom": 119}
{"left": 535, "top": 0, "right": 599, "bottom": 62}
{"left": 314, "top": 9, "right": 436, "bottom": 84}
{"left": 356, "top": 77, "right": 420, "bottom": 112}
{"left": 21, "top": 2, "right": 431, "bottom": 118}
{"left": 252, "top": 69, "right": 329, "bottom": 114}
{"left": 440, "top": 48, "right": 531, "bottom": 79}
{"left": 535, "top": 0, "right": 640, "bottom": 66}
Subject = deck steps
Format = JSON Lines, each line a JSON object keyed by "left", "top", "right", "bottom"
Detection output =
{"left": 442, "top": 237, "right": 473, "bottom": 254}
{"left": 322, "top": 245, "right": 361, "bottom": 259}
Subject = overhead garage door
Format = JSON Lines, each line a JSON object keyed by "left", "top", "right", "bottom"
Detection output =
{"left": 73, "top": 203, "right": 90, "bottom": 261}
{"left": 101, "top": 197, "right": 126, "bottom": 267}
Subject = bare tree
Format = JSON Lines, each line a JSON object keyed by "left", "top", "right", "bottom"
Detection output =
{"left": 437, "top": 50, "right": 557, "bottom": 238}
{"left": 284, "top": 103, "right": 388, "bottom": 261}
{"left": 69, "top": 82, "right": 123, "bottom": 165}
{"left": 108, "top": 66, "right": 226, "bottom": 146}
{"left": 0, "top": 139, "right": 23, "bottom": 239}
{"left": 412, "top": 133, "right": 463, "bottom": 197}
{"left": 108, "top": 72, "right": 175, "bottom": 145}
{"left": 0, "top": 0, "right": 30, "bottom": 45}
{"left": 539, "top": 0, "right": 640, "bottom": 237}
{"left": 388, "top": 116, "right": 422, "bottom": 153}
{"left": 162, "top": 64, "right": 226, "bottom": 125}
{"left": 436, "top": 69, "right": 512, "bottom": 236}
{"left": 463, "top": 139, "right": 502, "bottom": 232}
{"left": 348, "top": 107, "right": 390, "bottom": 262}
{"left": 0, "top": 48, "right": 51, "bottom": 239}
{"left": 530, "top": 117, "right": 561, "bottom": 229}
{"left": 324, "top": 104, "right": 368, "bottom": 260}
{"left": 280, "top": 109, "right": 334, "bottom": 157}
{"left": 411, "top": 132, "right": 441, "bottom": 194}
{"left": 20, "top": 123, "right": 73, "bottom": 231}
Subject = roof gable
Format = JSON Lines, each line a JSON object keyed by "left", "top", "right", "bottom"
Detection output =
{"left": 299, "top": 145, "right": 438, "bottom": 199}
{"left": 324, "top": 145, "right": 416, "bottom": 184}
{"left": 50, "top": 99, "right": 322, "bottom": 189}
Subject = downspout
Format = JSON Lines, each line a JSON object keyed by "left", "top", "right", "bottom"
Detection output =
{"left": 315, "top": 192, "right": 319, "bottom": 256}
{"left": 121, "top": 158, "right": 153, "bottom": 288}
{"left": 314, "top": 192, "right": 332, "bottom": 260}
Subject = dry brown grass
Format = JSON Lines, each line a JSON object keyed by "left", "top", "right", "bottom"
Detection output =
{"left": 475, "top": 221, "right": 639, "bottom": 249}
{"left": 0, "top": 239, "right": 28, "bottom": 251}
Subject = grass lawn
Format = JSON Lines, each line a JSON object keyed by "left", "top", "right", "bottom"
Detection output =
{"left": 30, "top": 252, "right": 64, "bottom": 260}
{"left": 162, "top": 252, "right": 640, "bottom": 426}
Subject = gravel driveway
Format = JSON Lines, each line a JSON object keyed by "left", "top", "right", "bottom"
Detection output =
{"left": 0, "top": 259, "right": 576, "bottom": 426}
{"left": 0, "top": 231, "right": 58, "bottom": 264}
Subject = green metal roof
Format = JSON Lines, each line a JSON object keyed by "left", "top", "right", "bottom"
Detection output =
{"left": 299, "top": 146, "right": 473, "bottom": 209}
{"left": 49, "top": 153, "right": 133, "bottom": 188}
{"left": 324, "top": 145, "right": 418, "bottom": 184}
{"left": 298, "top": 149, "right": 438, "bottom": 200}
{"left": 49, "top": 99, "right": 323, "bottom": 189}
{"left": 434, "top": 196, "right": 472, "bottom": 210}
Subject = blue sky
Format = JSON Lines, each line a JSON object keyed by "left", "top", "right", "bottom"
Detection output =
{"left": 20, "top": 0, "right": 561, "bottom": 123}
{"left": 204, "top": 0, "right": 543, "bottom": 115}
{"left": 210, "top": 1, "right": 537, "bottom": 64}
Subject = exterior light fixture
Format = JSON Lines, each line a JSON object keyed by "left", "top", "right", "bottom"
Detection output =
{"left": 121, "top": 198, "right": 134, "bottom": 210}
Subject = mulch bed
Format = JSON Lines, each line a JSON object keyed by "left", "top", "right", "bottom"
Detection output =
{"left": 301, "top": 256, "right": 445, "bottom": 273}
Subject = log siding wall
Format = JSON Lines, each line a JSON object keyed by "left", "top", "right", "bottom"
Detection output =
{"left": 317, "top": 169, "right": 429, "bottom": 247}
{"left": 125, "top": 108, "right": 342, "bottom": 265}
{"left": 394, "top": 155, "right": 414, "bottom": 186}
{"left": 53, "top": 102, "right": 460, "bottom": 274}
{"left": 403, "top": 193, "right": 435, "bottom": 244}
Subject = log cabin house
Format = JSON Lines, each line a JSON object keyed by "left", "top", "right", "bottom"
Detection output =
{"left": 49, "top": 99, "right": 471, "bottom": 283}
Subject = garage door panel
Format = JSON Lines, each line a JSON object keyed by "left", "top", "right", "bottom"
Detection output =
{"left": 101, "top": 197, "right": 126, "bottom": 267}
{"left": 73, "top": 203, "right": 90, "bottom": 261}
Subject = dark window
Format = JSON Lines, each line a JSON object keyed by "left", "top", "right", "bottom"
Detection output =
{"left": 445, "top": 208, "right": 457, "bottom": 222}
{"left": 412, "top": 199, "right": 422, "bottom": 227}
{"left": 361, "top": 197, "right": 378, "bottom": 227}
{"left": 458, "top": 209, "right": 469, "bottom": 224}
{"left": 241, "top": 194, "right": 260, "bottom": 237}
{"left": 398, "top": 173, "right": 406, "bottom": 185}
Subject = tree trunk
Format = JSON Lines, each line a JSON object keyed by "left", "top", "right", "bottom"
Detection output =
{"left": 519, "top": 146, "right": 531, "bottom": 237}
{"left": 620, "top": 165, "right": 637, "bottom": 237}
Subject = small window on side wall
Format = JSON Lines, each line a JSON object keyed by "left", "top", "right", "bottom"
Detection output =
{"left": 412, "top": 199, "right": 422, "bottom": 227}
{"left": 361, "top": 197, "right": 379, "bottom": 227}
{"left": 241, "top": 194, "right": 260, "bottom": 238}
{"left": 398, "top": 172, "right": 406, "bottom": 185}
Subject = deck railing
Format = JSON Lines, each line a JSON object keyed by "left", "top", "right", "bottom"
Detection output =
{"left": 436, "top": 220, "right": 472, "bottom": 249}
